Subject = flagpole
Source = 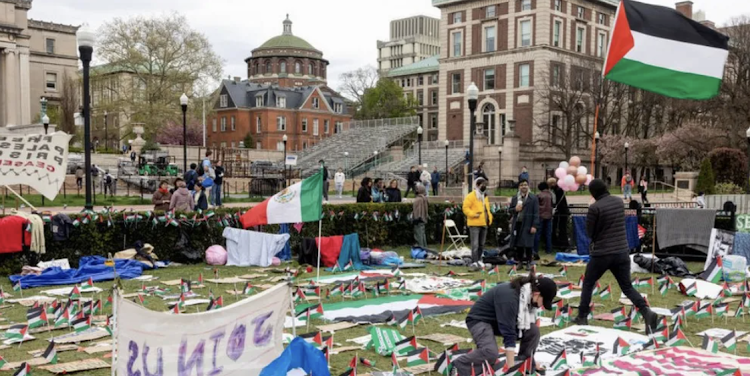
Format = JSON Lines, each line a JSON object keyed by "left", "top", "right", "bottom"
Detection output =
{"left": 111, "top": 285, "right": 118, "bottom": 376}
{"left": 316, "top": 163, "right": 324, "bottom": 284}
{"left": 289, "top": 282, "right": 296, "bottom": 338}
{"left": 438, "top": 213, "right": 446, "bottom": 274}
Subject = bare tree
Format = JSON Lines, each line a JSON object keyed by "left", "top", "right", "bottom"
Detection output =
{"left": 712, "top": 17, "right": 750, "bottom": 148}
{"left": 338, "top": 66, "right": 379, "bottom": 113}
{"left": 59, "top": 73, "right": 80, "bottom": 140}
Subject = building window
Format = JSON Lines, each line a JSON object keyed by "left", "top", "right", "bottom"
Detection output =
{"left": 554, "top": 0, "right": 562, "bottom": 11}
{"left": 519, "top": 64, "right": 530, "bottom": 87}
{"left": 553, "top": 20, "right": 562, "bottom": 47}
{"left": 302, "top": 142, "right": 307, "bottom": 150}
{"left": 485, "top": 25, "right": 496, "bottom": 52}
{"left": 598, "top": 13, "right": 606, "bottom": 25}
{"left": 276, "top": 96, "right": 286, "bottom": 108}
{"left": 302, "top": 118, "right": 308, "bottom": 132}
{"left": 431, "top": 91, "right": 438, "bottom": 105}
{"left": 406, "top": 78, "right": 412, "bottom": 87}
{"left": 313, "top": 119, "right": 319, "bottom": 136}
{"left": 597, "top": 32, "right": 607, "bottom": 57}
{"left": 482, "top": 104, "right": 497, "bottom": 144}
{"left": 451, "top": 73, "right": 461, "bottom": 94}
{"left": 577, "top": 6, "right": 585, "bottom": 18}
{"left": 452, "top": 30, "right": 463, "bottom": 57}
{"left": 521, "top": 0, "right": 531, "bottom": 11}
{"left": 576, "top": 26, "right": 585, "bottom": 52}
{"left": 520, "top": 20, "right": 532, "bottom": 47}
{"left": 45, "top": 72, "right": 57, "bottom": 90}
{"left": 256, "top": 116, "right": 262, "bottom": 133}
{"left": 417, "top": 91, "right": 424, "bottom": 106}
{"left": 257, "top": 142, "right": 262, "bottom": 149}
{"left": 220, "top": 94, "right": 228, "bottom": 107}
{"left": 308, "top": 63, "right": 313, "bottom": 75}
{"left": 265, "top": 61, "right": 271, "bottom": 74}
{"left": 432, "top": 74, "right": 439, "bottom": 84}
{"left": 277, "top": 116, "right": 287, "bottom": 131}
{"left": 221, "top": 142, "right": 227, "bottom": 148}
{"left": 221, "top": 117, "right": 227, "bottom": 132}
{"left": 324, "top": 120, "right": 330, "bottom": 134}
{"left": 418, "top": 76, "right": 424, "bottom": 86}
{"left": 231, "top": 116, "right": 235, "bottom": 131}
{"left": 484, "top": 68, "right": 495, "bottom": 90}
{"left": 430, "top": 113, "right": 438, "bottom": 129}
{"left": 231, "top": 141, "right": 235, "bottom": 149}
{"left": 551, "top": 65, "right": 561, "bottom": 87}
{"left": 295, "top": 61, "right": 301, "bottom": 74}
{"left": 256, "top": 96, "right": 264, "bottom": 107}
{"left": 334, "top": 103, "right": 343, "bottom": 113}
{"left": 551, "top": 115, "right": 561, "bottom": 144}
{"left": 335, "top": 121, "right": 343, "bottom": 134}
{"left": 280, "top": 61, "right": 287, "bottom": 73}
{"left": 276, "top": 142, "right": 285, "bottom": 151}
{"left": 45, "top": 38, "right": 55, "bottom": 54}
{"left": 212, "top": 118, "right": 217, "bottom": 132}
{"left": 486, "top": 5, "right": 496, "bottom": 17}
{"left": 452, "top": 12, "right": 462, "bottom": 23}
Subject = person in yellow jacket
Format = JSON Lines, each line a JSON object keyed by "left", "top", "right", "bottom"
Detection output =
{"left": 463, "top": 177, "right": 493, "bottom": 270}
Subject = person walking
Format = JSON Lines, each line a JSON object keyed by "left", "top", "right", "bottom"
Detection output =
{"left": 405, "top": 166, "right": 419, "bottom": 198}
{"left": 212, "top": 160, "right": 224, "bottom": 207}
{"left": 462, "top": 178, "right": 493, "bottom": 270}
{"left": 621, "top": 172, "right": 634, "bottom": 201}
{"left": 509, "top": 180, "right": 540, "bottom": 270}
{"left": 184, "top": 163, "right": 198, "bottom": 191}
{"left": 169, "top": 180, "right": 193, "bottom": 212}
{"left": 518, "top": 166, "right": 530, "bottom": 184}
{"left": 334, "top": 168, "right": 346, "bottom": 199}
{"left": 75, "top": 166, "right": 84, "bottom": 189}
{"left": 193, "top": 182, "right": 208, "bottom": 211}
{"left": 385, "top": 179, "right": 402, "bottom": 202}
{"left": 320, "top": 160, "right": 330, "bottom": 203}
{"left": 152, "top": 180, "right": 172, "bottom": 211}
{"left": 356, "top": 177, "right": 373, "bottom": 203}
{"left": 412, "top": 184, "right": 429, "bottom": 249}
{"left": 371, "top": 178, "right": 385, "bottom": 203}
{"left": 572, "top": 179, "right": 659, "bottom": 331}
{"left": 549, "top": 177, "right": 570, "bottom": 249}
{"left": 420, "top": 166, "right": 431, "bottom": 198}
{"left": 431, "top": 167, "right": 440, "bottom": 196}
{"left": 639, "top": 176, "right": 648, "bottom": 204}
{"left": 91, "top": 165, "right": 100, "bottom": 192}
{"left": 534, "top": 182, "right": 554, "bottom": 255}
{"left": 452, "top": 274, "right": 557, "bottom": 376}
{"left": 103, "top": 170, "right": 114, "bottom": 196}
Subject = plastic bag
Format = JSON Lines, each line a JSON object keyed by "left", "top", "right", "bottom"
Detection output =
{"left": 173, "top": 229, "right": 202, "bottom": 263}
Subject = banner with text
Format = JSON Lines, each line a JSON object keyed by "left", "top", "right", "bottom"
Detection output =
{"left": 0, "top": 132, "right": 72, "bottom": 200}
{"left": 117, "top": 283, "right": 291, "bottom": 376}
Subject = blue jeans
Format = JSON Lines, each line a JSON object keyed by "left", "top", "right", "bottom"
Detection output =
{"left": 212, "top": 183, "right": 222, "bottom": 206}
{"left": 534, "top": 218, "right": 553, "bottom": 255}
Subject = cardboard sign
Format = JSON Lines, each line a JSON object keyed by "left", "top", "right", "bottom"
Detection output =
{"left": 0, "top": 132, "right": 72, "bottom": 200}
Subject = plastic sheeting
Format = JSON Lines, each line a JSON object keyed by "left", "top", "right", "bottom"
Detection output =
{"left": 277, "top": 223, "right": 292, "bottom": 261}
{"left": 259, "top": 337, "right": 330, "bottom": 376}
{"left": 9, "top": 256, "right": 152, "bottom": 288}
{"left": 572, "top": 215, "right": 640, "bottom": 255}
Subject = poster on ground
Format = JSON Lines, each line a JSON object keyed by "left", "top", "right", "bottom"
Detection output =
{"left": 116, "top": 283, "right": 290, "bottom": 376}
{"left": 535, "top": 325, "right": 648, "bottom": 370}
{"left": 0, "top": 132, "right": 71, "bottom": 200}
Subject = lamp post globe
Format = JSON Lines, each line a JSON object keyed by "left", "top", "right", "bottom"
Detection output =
{"left": 42, "top": 115, "right": 50, "bottom": 135}
{"left": 624, "top": 141, "right": 630, "bottom": 174}
{"left": 417, "top": 126, "right": 423, "bottom": 165}
{"left": 467, "top": 82, "right": 479, "bottom": 183}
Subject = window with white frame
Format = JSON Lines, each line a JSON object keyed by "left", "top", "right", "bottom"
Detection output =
{"left": 598, "top": 13, "right": 606, "bottom": 25}
{"left": 335, "top": 121, "right": 343, "bottom": 134}
{"left": 219, "top": 94, "right": 228, "bottom": 107}
{"left": 432, "top": 74, "right": 439, "bottom": 84}
{"left": 324, "top": 120, "right": 330, "bottom": 134}
{"left": 431, "top": 91, "right": 438, "bottom": 105}
{"left": 231, "top": 142, "right": 235, "bottom": 148}
{"left": 451, "top": 73, "right": 461, "bottom": 94}
{"left": 231, "top": 116, "right": 235, "bottom": 131}
{"left": 484, "top": 68, "right": 495, "bottom": 90}
{"left": 46, "top": 38, "right": 55, "bottom": 54}
{"left": 276, "top": 96, "right": 286, "bottom": 108}
{"left": 597, "top": 32, "right": 607, "bottom": 57}
{"left": 221, "top": 117, "right": 227, "bottom": 132}
{"left": 452, "top": 12, "right": 462, "bottom": 23}
{"left": 46, "top": 72, "right": 57, "bottom": 90}
{"left": 256, "top": 95, "right": 264, "bottom": 107}
{"left": 276, "top": 142, "right": 284, "bottom": 151}
{"left": 313, "top": 119, "right": 319, "bottom": 135}
{"left": 520, "top": 20, "right": 532, "bottom": 47}
{"left": 485, "top": 25, "right": 496, "bottom": 52}
{"left": 418, "top": 76, "right": 424, "bottom": 86}
{"left": 554, "top": 0, "right": 562, "bottom": 11}
{"left": 486, "top": 5, "right": 496, "bottom": 17}
{"left": 551, "top": 64, "right": 561, "bottom": 87}
{"left": 521, "top": 0, "right": 531, "bottom": 11}
{"left": 417, "top": 91, "right": 424, "bottom": 106}
{"left": 519, "top": 64, "right": 530, "bottom": 87}
{"left": 334, "top": 103, "right": 343, "bottom": 113}
{"left": 280, "top": 61, "right": 287, "bottom": 73}
{"left": 312, "top": 97, "right": 319, "bottom": 109}
{"left": 277, "top": 116, "right": 286, "bottom": 131}
{"left": 256, "top": 116, "right": 262, "bottom": 133}
{"left": 212, "top": 118, "right": 217, "bottom": 132}
{"left": 452, "top": 30, "right": 463, "bottom": 57}
{"left": 576, "top": 26, "right": 585, "bottom": 52}
{"left": 577, "top": 6, "right": 585, "bottom": 18}
{"left": 302, "top": 118, "right": 308, "bottom": 132}
{"left": 430, "top": 113, "right": 438, "bottom": 129}
{"left": 553, "top": 20, "right": 562, "bottom": 47}
{"left": 221, "top": 142, "right": 227, "bottom": 148}
{"left": 257, "top": 141, "right": 262, "bottom": 149}
{"left": 295, "top": 61, "right": 301, "bottom": 74}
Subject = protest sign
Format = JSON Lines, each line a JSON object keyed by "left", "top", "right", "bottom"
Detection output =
{"left": 116, "top": 283, "right": 290, "bottom": 376}
{"left": 0, "top": 132, "right": 71, "bottom": 200}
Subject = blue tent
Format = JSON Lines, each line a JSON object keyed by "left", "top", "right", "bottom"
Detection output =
{"left": 259, "top": 337, "right": 330, "bottom": 376}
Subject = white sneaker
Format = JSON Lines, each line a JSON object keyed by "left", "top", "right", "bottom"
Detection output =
{"left": 478, "top": 261, "right": 485, "bottom": 268}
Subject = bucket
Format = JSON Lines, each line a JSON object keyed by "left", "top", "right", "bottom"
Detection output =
{"left": 722, "top": 255, "right": 747, "bottom": 282}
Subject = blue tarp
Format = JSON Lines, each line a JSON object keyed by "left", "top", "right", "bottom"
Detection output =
{"left": 555, "top": 253, "right": 590, "bottom": 263}
{"left": 9, "top": 256, "right": 153, "bottom": 288}
{"left": 259, "top": 337, "right": 330, "bottom": 376}
{"left": 733, "top": 233, "right": 750, "bottom": 261}
{"left": 572, "top": 215, "right": 640, "bottom": 255}
{"left": 277, "top": 224, "right": 292, "bottom": 261}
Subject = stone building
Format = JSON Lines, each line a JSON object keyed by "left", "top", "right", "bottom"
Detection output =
{"left": 377, "top": 15, "right": 441, "bottom": 74}
{"left": 387, "top": 55, "right": 440, "bottom": 141}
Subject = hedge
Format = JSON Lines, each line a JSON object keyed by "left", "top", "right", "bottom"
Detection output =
{"left": 0, "top": 203, "right": 510, "bottom": 276}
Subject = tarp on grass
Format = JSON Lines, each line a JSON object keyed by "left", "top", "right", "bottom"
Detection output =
{"left": 9, "top": 256, "right": 152, "bottom": 288}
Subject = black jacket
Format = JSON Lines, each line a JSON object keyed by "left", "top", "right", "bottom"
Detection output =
{"left": 407, "top": 171, "right": 420, "bottom": 186}
{"left": 214, "top": 166, "right": 225, "bottom": 185}
{"left": 385, "top": 187, "right": 402, "bottom": 202}
{"left": 356, "top": 186, "right": 372, "bottom": 203}
{"left": 466, "top": 283, "right": 520, "bottom": 349}
{"left": 553, "top": 186, "right": 569, "bottom": 214}
{"left": 587, "top": 193, "right": 628, "bottom": 256}
{"left": 194, "top": 191, "right": 208, "bottom": 211}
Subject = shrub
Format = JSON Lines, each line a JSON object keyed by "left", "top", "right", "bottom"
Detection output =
{"left": 714, "top": 182, "right": 744, "bottom": 195}
{"left": 696, "top": 158, "right": 716, "bottom": 195}
{"left": 708, "top": 148, "right": 748, "bottom": 187}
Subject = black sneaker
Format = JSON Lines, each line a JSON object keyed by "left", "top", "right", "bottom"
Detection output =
{"left": 572, "top": 316, "right": 588, "bottom": 326}
{"left": 533, "top": 253, "right": 541, "bottom": 261}
{"left": 643, "top": 308, "right": 659, "bottom": 332}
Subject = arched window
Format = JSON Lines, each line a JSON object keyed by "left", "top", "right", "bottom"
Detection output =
{"left": 295, "top": 61, "right": 301, "bottom": 74}
{"left": 313, "top": 63, "right": 318, "bottom": 77}
{"left": 482, "top": 103, "right": 497, "bottom": 145}
{"left": 280, "top": 61, "right": 287, "bottom": 73}
{"left": 265, "top": 60, "right": 272, "bottom": 74}
{"left": 308, "top": 63, "right": 313, "bottom": 75}
{"left": 321, "top": 65, "right": 326, "bottom": 78}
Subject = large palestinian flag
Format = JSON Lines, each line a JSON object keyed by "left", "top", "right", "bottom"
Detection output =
{"left": 604, "top": 0, "right": 729, "bottom": 100}
{"left": 296, "top": 294, "right": 473, "bottom": 323}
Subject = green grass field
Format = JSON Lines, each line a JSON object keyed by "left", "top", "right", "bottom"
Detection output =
{"left": 0, "top": 246, "right": 746, "bottom": 375}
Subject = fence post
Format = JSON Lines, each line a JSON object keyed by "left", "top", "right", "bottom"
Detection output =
{"left": 248, "top": 182, "right": 251, "bottom": 199}
{"left": 63, "top": 182, "right": 67, "bottom": 199}
{"left": 140, "top": 180, "right": 144, "bottom": 202}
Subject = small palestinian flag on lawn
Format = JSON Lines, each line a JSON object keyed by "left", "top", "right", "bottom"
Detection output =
{"left": 743, "top": 293, "right": 750, "bottom": 308}
{"left": 508, "top": 265, "right": 517, "bottom": 277}
{"left": 722, "top": 282, "right": 733, "bottom": 297}
{"left": 0, "top": 356, "right": 5, "bottom": 369}
{"left": 714, "top": 369, "right": 742, "bottom": 376}
{"left": 631, "top": 277, "right": 640, "bottom": 288}
{"left": 434, "top": 351, "right": 451, "bottom": 376}
{"left": 243, "top": 283, "right": 255, "bottom": 295}
{"left": 735, "top": 303, "right": 744, "bottom": 318}
{"left": 715, "top": 303, "right": 729, "bottom": 317}
{"left": 13, "top": 280, "right": 22, "bottom": 292}
{"left": 80, "top": 277, "right": 95, "bottom": 291}
{"left": 721, "top": 330, "right": 737, "bottom": 352}
{"left": 550, "top": 348, "right": 568, "bottom": 370}
{"left": 406, "top": 348, "right": 430, "bottom": 367}
{"left": 47, "top": 300, "right": 58, "bottom": 315}
{"left": 391, "top": 266, "right": 402, "bottom": 277}
{"left": 343, "top": 260, "right": 354, "bottom": 271}
{"left": 359, "top": 357, "right": 375, "bottom": 367}
{"left": 394, "top": 336, "right": 418, "bottom": 355}
{"left": 386, "top": 312, "right": 398, "bottom": 326}
{"left": 614, "top": 318, "right": 632, "bottom": 331}
{"left": 391, "top": 352, "right": 400, "bottom": 373}
{"left": 665, "top": 328, "right": 687, "bottom": 347}
{"left": 339, "top": 368, "right": 356, "bottom": 376}
{"left": 643, "top": 336, "right": 660, "bottom": 351}
{"left": 4, "top": 324, "right": 28, "bottom": 340}
{"left": 377, "top": 280, "right": 390, "bottom": 295}
{"left": 599, "top": 284, "right": 612, "bottom": 300}
{"left": 558, "top": 283, "right": 572, "bottom": 296}
{"left": 702, "top": 335, "right": 720, "bottom": 353}
{"left": 592, "top": 281, "right": 601, "bottom": 296}
{"left": 578, "top": 275, "right": 585, "bottom": 288}
{"left": 69, "top": 285, "right": 81, "bottom": 300}
{"left": 27, "top": 307, "right": 48, "bottom": 329}
{"left": 293, "top": 287, "right": 306, "bottom": 303}
{"left": 701, "top": 256, "right": 724, "bottom": 284}
{"left": 105, "top": 315, "right": 113, "bottom": 336}
{"left": 649, "top": 326, "right": 669, "bottom": 342}
{"left": 54, "top": 307, "right": 69, "bottom": 327}
{"left": 559, "top": 266, "right": 567, "bottom": 277}
{"left": 612, "top": 307, "right": 627, "bottom": 322}
{"left": 43, "top": 340, "right": 58, "bottom": 364}
{"left": 628, "top": 306, "right": 641, "bottom": 322}
{"left": 683, "top": 282, "right": 698, "bottom": 297}
{"left": 613, "top": 337, "right": 630, "bottom": 355}
{"left": 180, "top": 279, "right": 191, "bottom": 293}
{"left": 300, "top": 331, "right": 323, "bottom": 346}
{"left": 104, "top": 295, "right": 113, "bottom": 308}
{"left": 488, "top": 266, "right": 499, "bottom": 276}
{"left": 659, "top": 282, "right": 669, "bottom": 296}
{"left": 396, "top": 279, "right": 406, "bottom": 291}
{"left": 639, "top": 277, "right": 654, "bottom": 289}
{"left": 331, "top": 261, "right": 342, "bottom": 273}
{"left": 72, "top": 315, "right": 91, "bottom": 333}
{"left": 13, "top": 363, "right": 30, "bottom": 376}
{"left": 172, "top": 303, "right": 181, "bottom": 315}
{"left": 696, "top": 303, "right": 712, "bottom": 319}
{"left": 468, "top": 287, "right": 483, "bottom": 301}
{"left": 553, "top": 308, "right": 565, "bottom": 328}
{"left": 445, "top": 270, "right": 456, "bottom": 277}
{"left": 410, "top": 306, "right": 423, "bottom": 324}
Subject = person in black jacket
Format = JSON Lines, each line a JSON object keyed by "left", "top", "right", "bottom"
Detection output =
{"left": 405, "top": 166, "right": 420, "bottom": 198}
{"left": 385, "top": 179, "right": 402, "bottom": 202}
{"left": 549, "top": 177, "right": 570, "bottom": 250}
{"left": 356, "top": 177, "right": 373, "bottom": 203}
{"left": 573, "top": 179, "right": 658, "bottom": 332}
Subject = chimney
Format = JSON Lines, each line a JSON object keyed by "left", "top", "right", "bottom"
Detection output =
{"left": 700, "top": 20, "right": 716, "bottom": 29}
{"left": 675, "top": 1, "right": 693, "bottom": 19}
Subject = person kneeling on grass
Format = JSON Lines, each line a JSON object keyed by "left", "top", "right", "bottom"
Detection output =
{"left": 452, "top": 273, "right": 557, "bottom": 375}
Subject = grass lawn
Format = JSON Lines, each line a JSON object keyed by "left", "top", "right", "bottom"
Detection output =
{"left": 0, "top": 246, "right": 746, "bottom": 375}
{"left": 0, "top": 193, "right": 263, "bottom": 208}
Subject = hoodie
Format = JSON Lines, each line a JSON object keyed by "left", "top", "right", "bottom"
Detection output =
{"left": 170, "top": 186, "right": 194, "bottom": 212}
{"left": 586, "top": 179, "right": 628, "bottom": 256}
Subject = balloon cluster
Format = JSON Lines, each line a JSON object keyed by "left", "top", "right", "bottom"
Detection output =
{"left": 554, "top": 156, "right": 593, "bottom": 192}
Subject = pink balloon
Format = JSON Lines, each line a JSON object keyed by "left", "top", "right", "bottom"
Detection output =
{"left": 567, "top": 166, "right": 578, "bottom": 175}
{"left": 555, "top": 167, "right": 567, "bottom": 179}
{"left": 570, "top": 156, "right": 581, "bottom": 167}
{"left": 585, "top": 174, "right": 593, "bottom": 185}
{"left": 557, "top": 178, "right": 568, "bottom": 190}
{"left": 575, "top": 174, "right": 587, "bottom": 184}
{"left": 571, "top": 183, "right": 580, "bottom": 191}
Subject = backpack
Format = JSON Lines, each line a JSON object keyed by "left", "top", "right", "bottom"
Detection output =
{"left": 626, "top": 176, "right": 632, "bottom": 183}
{"left": 106, "top": 175, "right": 113, "bottom": 185}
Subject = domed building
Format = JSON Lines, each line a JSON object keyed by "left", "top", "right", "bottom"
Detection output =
{"left": 246, "top": 15, "right": 329, "bottom": 87}
{"left": 208, "top": 15, "right": 351, "bottom": 152}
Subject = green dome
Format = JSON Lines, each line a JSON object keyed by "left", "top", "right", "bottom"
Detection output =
{"left": 258, "top": 34, "right": 317, "bottom": 51}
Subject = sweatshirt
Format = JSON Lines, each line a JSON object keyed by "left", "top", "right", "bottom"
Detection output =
{"left": 466, "top": 283, "right": 520, "bottom": 348}
{"left": 169, "top": 187, "right": 193, "bottom": 212}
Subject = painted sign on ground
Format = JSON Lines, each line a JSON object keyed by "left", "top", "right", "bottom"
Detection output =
{"left": 572, "top": 346, "right": 750, "bottom": 375}
{"left": 116, "top": 283, "right": 290, "bottom": 376}
{"left": 0, "top": 132, "right": 71, "bottom": 200}
{"left": 535, "top": 325, "right": 649, "bottom": 370}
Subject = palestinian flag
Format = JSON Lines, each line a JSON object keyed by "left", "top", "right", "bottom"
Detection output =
{"left": 387, "top": 312, "right": 398, "bottom": 326}
{"left": 293, "top": 287, "right": 307, "bottom": 303}
{"left": 80, "top": 277, "right": 95, "bottom": 291}
{"left": 734, "top": 303, "right": 744, "bottom": 318}
{"left": 180, "top": 279, "right": 191, "bottom": 293}
{"left": 445, "top": 270, "right": 456, "bottom": 277}
{"left": 468, "top": 288, "right": 483, "bottom": 301}
{"left": 550, "top": 348, "right": 568, "bottom": 370}
{"left": 553, "top": 308, "right": 565, "bottom": 328}
{"left": 628, "top": 306, "right": 641, "bottom": 323}
{"left": 558, "top": 283, "right": 572, "bottom": 296}
{"left": 613, "top": 337, "right": 630, "bottom": 355}
{"left": 659, "top": 282, "right": 669, "bottom": 296}
{"left": 300, "top": 331, "right": 323, "bottom": 346}
{"left": 243, "top": 283, "right": 255, "bottom": 295}
{"left": 639, "top": 277, "right": 653, "bottom": 289}
{"left": 13, "top": 363, "right": 30, "bottom": 376}
{"left": 612, "top": 307, "right": 627, "bottom": 322}
{"left": 683, "top": 282, "right": 697, "bottom": 297}
{"left": 722, "top": 282, "right": 733, "bottom": 297}
{"left": 488, "top": 266, "right": 499, "bottom": 276}
{"left": 614, "top": 318, "right": 631, "bottom": 331}
{"left": 72, "top": 315, "right": 91, "bottom": 333}
{"left": 649, "top": 326, "right": 669, "bottom": 342}
{"left": 394, "top": 336, "right": 418, "bottom": 356}
{"left": 715, "top": 369, "right": 742, "bottom": 376}
{"left": 55, "top": 307, "right": 70, "bottom": 327}
{"left": 631, "top": 277, "right": 640, "bottom": 288}
{"left": 604, "top": 0, "right": 729, "bottom": 100}
{"left": 701, "top": 256, "right": 724, "bottom": 284}
{"left": 13, "top": 280, "right": 22, "bottom": 292}
{"left": 721, "top": 330, "right": 737, "bottom": 352}
{"left": 665, "top": 328, "right": 687, "bottom": 347}
{"left": 744, "top": 293, "right": 750, "bottom": 308}
{"left": 406, "top": 347, "right": 430, "bottom": 366}
{"left": 559, "top": 266, "right": 567, "bottom": 277}
{"left": 702, "top": 335, "right": 719, "bottom": 353}
{"left": 391, "top": 352, "right": 400, "bottom": 372}
{"left": 240, "top": 170, "right": 323, "bottom": 227}
{"left": 377, "top": 280, "right": 390, "bottom": 295}
{"left": 0, "top": 356, "right": 5, "bottom": 369}
{"left": 331, "top": 262, "right": 342, "bottom": 273}
{"left": 4, "top": 324, "right": 28, "bottom": 340}
{"left": 600, "top": 285, "right": 612, "bottom": 300}
{"left": 578, "top": 275, "right": 585, "bottom": 288}
{"left": 359, "top": 357, "right": 375, "bottom": 367}
{"left": 69, "top": 285, "right": 81, "bottom": 300}
{"left": 104, "top": 295, "right": 113, "bottom": 308}
{"left": 593, "top": 281, "right": 601, "bottom": 295}
{"left": 171, "top": 304, "right": 181, "bottom": 314}
{"left": 296, "top": 294, "right": 472, "bottom": 323}
{"left": 446, "top": 343, "right": 460, "bottom": 355}
{"left": 643, "top": 336, "right": 660, "bottom": 351}
{"left": 410, "top": 306, "right": 423, "bottom": 324}
{"left": 43, "top": 340, "right": 58, "bottom": 364}
{"left": 434, "top": 351, "right": 451, "bottom": 376}
{"left": 391, "top": 266, "right": 402, "bottom": 277}
{"left": 695, "top": 303, "right": 712, "bottom": 319}
{"left": 508, "top": 266, "right": 517, "bottom": 277}
{"left": 715, "top": 303, "right": 729, "bottom": 317}
{"left": 343, "top": 260, "right": 354, "bottom": 272}
{"left": 105, "top": 315, "right": 113, "bottom": 336}
{"left": 339, "top": 369, "right": 356, "bottom": 376}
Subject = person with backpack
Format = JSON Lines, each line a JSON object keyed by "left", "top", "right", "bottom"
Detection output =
{"left": 103, "top": 170, "right": 114, "bottom": 196}
{"left": 621, "top": 172, "right": 634, "bottom": 201}
{"left": 184, "top": 163, "right": 198, "bottom": 191}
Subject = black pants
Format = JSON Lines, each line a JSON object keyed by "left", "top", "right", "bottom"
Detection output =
{"left": 578, "top": 252, "right": 649, "bottom": 318}
{"left": 641, "top": 190, "right": 648, "bottom": 203}
{"left": 454, "top": 321, "right": 540, "bottom": 376}
{"left": 432, "top": 182, "right": 439, "bottom": 196}
{"left": 552, "top": 213, "right": 570, "bottom": 248}
{"left": 404, "top": 184, "right": 415, "bottom": 198}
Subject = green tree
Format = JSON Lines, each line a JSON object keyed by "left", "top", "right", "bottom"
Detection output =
{"left": 358, "top": 79, "right": 416, "bottom": 120}
{"left": 696, "top": 158, "right": 716, "bottom": 195}
{"left": 243, "top": 133, "right": 254, "bottom": 149}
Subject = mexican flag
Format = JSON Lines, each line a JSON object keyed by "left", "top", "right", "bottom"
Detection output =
{"left": 604, "top": 0, "right": 730, "bottom": 100}
{"left": 240, "top": 170, "right": 323, "bottom": 228}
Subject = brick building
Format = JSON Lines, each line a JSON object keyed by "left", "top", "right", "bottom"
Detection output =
{"left": 207, "top": 15, "right": 351, "bottom": 151}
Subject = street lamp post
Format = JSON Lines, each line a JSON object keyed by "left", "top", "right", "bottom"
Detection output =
{"left": 417, "top": 126, "right": 423, "bottom": 165}
{"left": 104, "top": 111, "right": 108, "bottom": 151}
{"left": 374, "top": 150, "right": 378, "bottom": 166}
{"left": 467, "top": 82, "right": 479, "bottom": 183}
{"left": 746, "top": 127, "right": 750, "bottom": 193}
{"left": 180, "top": 93, "right": 188, "bottom": 173}
{"left": 498, "top": 146, "right": 503, "bottom": 188}
{"left": 282, "top": 134, "right": 288, "bottom": 188}
{"left": 624, "top": 141, "right": 630, "bottom": 176}
{"left": 594, "top": 131, "right": 600, "bottom": 179}
{"left": 77, "top": 23, "right": 95, "bottom": 211}
{"left": 345, "top": 151, "right": 352, "bottom": 195}
{"left": 42, "top": 114, "right": 49, "bottom": 135}
{"left": 444, "top": 140, "right": 449, "bottom": 188}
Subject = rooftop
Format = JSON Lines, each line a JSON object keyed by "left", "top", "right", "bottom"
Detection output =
{"left": 387, "top": 55, "right": 440, "bottom": 77}
{"left": 255, "top": 15, "right": 320, "bottom": 52}
{"left": 432, "top": 0, "right": 618, "bottom": 7}
{"left": 28, "top": 19, "right": 78, "bottom": 34}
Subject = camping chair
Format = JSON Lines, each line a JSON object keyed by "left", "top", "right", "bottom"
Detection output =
{"left": 445, "top": 219, "right": 469, "bottom": 252}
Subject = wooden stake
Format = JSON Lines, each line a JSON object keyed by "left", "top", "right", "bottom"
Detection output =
{"left": 439, "top": 213, "right": 447, "bottom": 274}
{"left": 651, "top": 214, "right": 657, "bottom": 274}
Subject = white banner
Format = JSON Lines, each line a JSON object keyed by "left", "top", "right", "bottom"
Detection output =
{"left": 116, "top": 283, "right": 291, "bottom": 376}
{"left": 0, "top": 132, "right": 72, "bottom": 200}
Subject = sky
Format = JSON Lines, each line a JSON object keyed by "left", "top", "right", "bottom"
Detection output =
{"left": 29, "top": 0, "right": 750, "bottom": 92}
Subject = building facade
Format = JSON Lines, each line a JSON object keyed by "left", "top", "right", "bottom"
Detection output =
{"left": 387, "top": 55, "right": 441, "bottom": 141}
{"left": 377, "top": 15, "right": 441, "bottom": 74}
{"left": 0, "top": 0, "right": 78, "bottom": 127}
{"left": 208, "top": 16, "right": 352, "bottom": 151}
